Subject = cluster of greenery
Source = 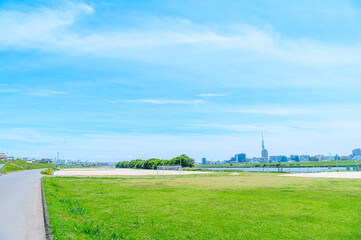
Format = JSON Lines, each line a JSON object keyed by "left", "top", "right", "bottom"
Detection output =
{"left": 41, "top": 168, "right": 54, "bottom": 175}
{"left": 44, "top": 173, "right": 361, "bottom": 239}
{"left": 116, "top": 154, "right": 195, "bottom": 169}
{"left": 198, "top": 160, "right": 361, "bottom": 168}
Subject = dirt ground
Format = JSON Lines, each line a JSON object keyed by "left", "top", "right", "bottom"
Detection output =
{"left": 54, "top": 168, "right": 210, "bottom": 176}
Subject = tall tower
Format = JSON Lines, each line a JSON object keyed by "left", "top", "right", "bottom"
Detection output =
{"left": 261, "top": 133, "right": 268, "bottom": 162}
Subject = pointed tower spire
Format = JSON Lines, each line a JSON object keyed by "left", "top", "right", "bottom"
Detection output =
{"left": 262, "top": 132, "right": 265, "bottom": 150}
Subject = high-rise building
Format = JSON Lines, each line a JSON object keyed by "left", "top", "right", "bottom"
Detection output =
{"left": 235, "top": 153, "right": 246, "bottom": 163}
{"left": 202, "top": 158, "right": 207, "bottom": 165}
{"left": 261, "top": 133, "right": 268, "bottom": 162}
{"left": 352, "top": 148, "right": 361, "bottom": 156}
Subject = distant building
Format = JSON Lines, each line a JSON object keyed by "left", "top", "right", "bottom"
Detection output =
{"left": 235, "top": 153, "right": 246, "bottom": 163}
{"left": 55, "top": 159, "right": 66, "bottom": 165}
{"left": 202, "top": 158, "right": 207, "bottom": 165}
{"left": 299, "top": 155, "right": 310, "bottom": 162}
{"left": 290, "top": 155, "right": 299, "bottom": 162}
{"left": 261, "top": 134, "right": 268, "bottom": 162}
{"left": 341, "top": 155, "right": 352, "bottom": 160}
{"left": 249, "top": 157, "right": 262, "bottom": 164}
{"left": 0, "top": 153, "right": 7, "bottom": 160}
{"left": 41, "top": 158, "right": 53, "bottom": 164}
{"left": 270, "top": 155, "right": 287, "bottom": 163}
{"left": 314, "top": 155, "right": 325, "bottom": 161}
{"left": 352, "top": 148, "right": 361, "bottom": 156}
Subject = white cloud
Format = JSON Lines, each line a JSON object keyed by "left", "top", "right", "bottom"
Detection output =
{"left": 26, "top": 90, "right": 67, "bottom": 97}
{"left": 192, "top": 123, "right": 296, "bottom": 133}
{"left": 0, "top": 89, "right": 21, "bottom": 93}
{"left": 227, "top": 104, "right": 361, "bottom": 116}
{"left": 116, "top": 99, "right": 206, "bottom": 104}
{"left": 0, "top": 86, "right": 67, "bottom": 97}
{"left": 198, "top": 93, "right": 228, "bottom": 97}
{"left": 0, "top": 128, "right": 60, "bottom": 143}
{"left": 1, "top": 3, "right": 361, "bottom": 66}
{"left": 0, "top": 3, "right": 93, "bottom": 49}
{"left": 232, "top": 107, "right": 330, "bottom": 116}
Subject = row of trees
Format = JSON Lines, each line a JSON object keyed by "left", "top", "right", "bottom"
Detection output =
{"left": 115, "top": 154, "right": 195, "bottom": 169}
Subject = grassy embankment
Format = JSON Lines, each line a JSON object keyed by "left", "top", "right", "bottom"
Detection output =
{"left": 197, "top": 160, "right": 361, "bottom": 168}
{"left": 0, "top": 159, "right": 56, "bottom": 174}
{"left": 44, "top": 173, "right": 361, "bottom": 239}
{"left": 1, "top": 163, "right": 24, "bottom": 174}
{"left": 11, "top": 159, "right": 56, "bottom": 169}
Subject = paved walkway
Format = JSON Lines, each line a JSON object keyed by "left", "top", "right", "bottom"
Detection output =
{"left": 0, "top": 170, "right": 46, "bottom": 240}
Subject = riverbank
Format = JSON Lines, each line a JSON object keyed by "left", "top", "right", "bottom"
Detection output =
{"left": 196, "top": 160, "right": 360, "bottom": 168}
{"left": 200, "top": 166, "right": 357, "bottom": 173}
{"left": 284, "top": 171, "right": 361, "bottom": 179}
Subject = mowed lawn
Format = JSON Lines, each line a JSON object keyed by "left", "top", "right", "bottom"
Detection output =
{"left": 43, "top": 173, "right": 361, "bottom": 239}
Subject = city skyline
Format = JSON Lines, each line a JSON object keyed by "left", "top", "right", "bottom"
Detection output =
{"left": 202, "top": 135, "right": 360, "bottom": 164}
{"left": 1, "top": 1, "right": 361, "bottom": 161}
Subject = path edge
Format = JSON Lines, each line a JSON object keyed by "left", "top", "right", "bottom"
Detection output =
{"left": 41, "top": 178, "right": 54, "bottom": 240}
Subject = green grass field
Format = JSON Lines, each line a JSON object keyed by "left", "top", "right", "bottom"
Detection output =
{"left": 43, "top": 173, "right": 361, "bottom": 239}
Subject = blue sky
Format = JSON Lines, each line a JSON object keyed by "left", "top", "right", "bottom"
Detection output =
{"left": 1, "top": 0, "right": 361, "bottom": 161}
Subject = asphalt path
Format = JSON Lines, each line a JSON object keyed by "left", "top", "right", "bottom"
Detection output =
{"left": 0, "top": 170, "right": 46, "bottom": 240}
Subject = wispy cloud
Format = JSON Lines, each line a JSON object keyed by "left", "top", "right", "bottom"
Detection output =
{"left": 228, "top": 104, "right": 361, "bottom": 116}
{"left": 117, "top": 99, "right": 206, "bottom": 104}
{"left": 198, "top": 93, "right": 228, "bottom": 97}
{"left": 26, "top": 90, "right": 67, "bottom": 97}
{"left": 192, "top": 123, "right": 295, "bottom": 133}
{"left": 0, "top": 89, "right": 21, "bottom": 93}
{"left": 0, "top": 86, "right": 67, "bottom": 97}
{"left": 0, "top": 2, "right": 93, "bottom": 48}
{"left": 232, "top": 107, "right": 330, "bottom": 116}
{"left": 1, "top": 3, "right": 361, "bottom": 66}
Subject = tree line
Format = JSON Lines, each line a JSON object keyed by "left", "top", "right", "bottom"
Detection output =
{"left": 115, "top": 154, "right": 195, "bottom": 169}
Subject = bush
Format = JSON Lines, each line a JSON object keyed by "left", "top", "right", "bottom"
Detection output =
{"left": 41, "top": 168, "right": 53, "bottom": 175}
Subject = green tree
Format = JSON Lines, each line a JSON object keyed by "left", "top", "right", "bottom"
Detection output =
{"left": 170, "top": 154, "right": 195, "bottom": 168}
